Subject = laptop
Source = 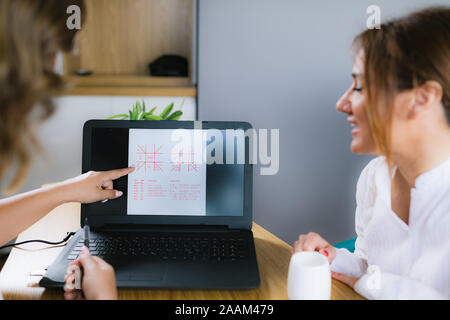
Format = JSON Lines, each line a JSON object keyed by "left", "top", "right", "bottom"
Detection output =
{"left": 40, "top": 120, "right": 260, "bottom": 289}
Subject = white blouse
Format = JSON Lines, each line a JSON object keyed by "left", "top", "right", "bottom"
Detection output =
{"left": 330, "top": 156, "right": 450, "bottom": 300}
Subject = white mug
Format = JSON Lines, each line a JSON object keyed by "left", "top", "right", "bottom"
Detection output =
{"left": 287, "top": 251, "right": 331, "bottom": 300}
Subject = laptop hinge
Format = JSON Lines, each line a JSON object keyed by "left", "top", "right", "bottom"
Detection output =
{"left": 91, "top": 224, "right": 240, "bottom": 233}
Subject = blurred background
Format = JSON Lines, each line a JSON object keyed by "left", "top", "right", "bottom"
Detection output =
{"left": 4, "top": 0, "right": 448, "bottom": 253}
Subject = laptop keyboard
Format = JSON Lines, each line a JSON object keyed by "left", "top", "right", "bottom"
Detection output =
{"left": 66, "top": 233, "right": 248, "bottom": 263}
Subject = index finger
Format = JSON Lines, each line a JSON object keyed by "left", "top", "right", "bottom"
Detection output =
{"left": 78, "top": 253, "right": 99, "bottom": 270}
{"left": 104, "top": 167, "right": 135, "bottom": 181}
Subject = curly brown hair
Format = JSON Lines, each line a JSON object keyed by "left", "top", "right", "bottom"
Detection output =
{"left": 0, "top": 0, "right": 85, "bottom": 193}
{"left": 353, "top": 7, "right": 450, "bottom": 169}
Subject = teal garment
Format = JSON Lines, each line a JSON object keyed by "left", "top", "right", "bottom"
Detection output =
{"left": 334, "top": 237, "right": 356, "bottom": 253}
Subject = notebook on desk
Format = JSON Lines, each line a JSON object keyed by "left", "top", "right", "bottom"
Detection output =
{"left": 40, "top": 120, "right": 260, "bottom": 289}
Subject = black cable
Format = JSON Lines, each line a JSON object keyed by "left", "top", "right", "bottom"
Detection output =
{"left": 0, "top": 232, "right": 76, "bottom": 250}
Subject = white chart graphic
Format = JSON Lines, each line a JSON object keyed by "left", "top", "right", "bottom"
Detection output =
{"left": 127, "top": 129, "right": 206, "bottom": 216}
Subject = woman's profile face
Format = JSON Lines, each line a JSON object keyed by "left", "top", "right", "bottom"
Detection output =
{"left": 336, "top": 53, "right": 377, "bottom": 155}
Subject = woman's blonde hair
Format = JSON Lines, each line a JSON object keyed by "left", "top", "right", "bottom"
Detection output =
{"left": 353, "top": 7, "right": 450, "bottom": 168}
{"left": 0, "top": 0, "right": 85, "bottom": 192}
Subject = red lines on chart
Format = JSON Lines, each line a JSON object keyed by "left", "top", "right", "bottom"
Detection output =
{"left": 170, "top": 148, "right": 198, "bottom": 172}
{"left": 188, "top": 160, "right": 198, "bottom": 172}
{"left": 136, "top": 144, "right": 164, "bottom": 173}
{"left": 133, "top": 179, "right": 144, "bottom": 201}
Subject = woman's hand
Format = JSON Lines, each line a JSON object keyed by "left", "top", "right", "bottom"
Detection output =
{"left": 331, "top": 271, "right": 360, "bottom": 288}
{"left": 57, "top": 167, "right": 134, "bottom": 204}
{"left": 0, "top": 168, "right": 130, "bottom": 246}
{"left": 292, "top": 232, "right": 337, "bottom": 263}
{"left": 64, "top": 247, "right": 118, "bottom": 300}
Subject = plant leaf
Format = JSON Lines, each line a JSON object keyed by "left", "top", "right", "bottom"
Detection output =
{"left": 106, "top": 114, "right": 129, "bottom": 120}
{"left": 160, "top": 102, "right": 174, "bottom": 119}
{"left": 166, "top": 111, "right": 183, "bottom": 121}
{"left": 130, "top": 105, "right": 135, "bottom": 120}
{"left": 149, "top": 107, "right": 157, "bottom": 115}
{"left": 136, "top": 101, "right": 142, "bottom": 114}
{"left": 145, "top": 115, "right": 163, "bottom": 121}
{"left": 142, "top": 100, "right": 146, "bottom": 113}
{"left": 143, "top": 107, "right": 157, "bottom": 118}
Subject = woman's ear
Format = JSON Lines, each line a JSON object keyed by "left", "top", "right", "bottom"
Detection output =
{"left": 408, "top": 81, "right": 443, "bottom": 119}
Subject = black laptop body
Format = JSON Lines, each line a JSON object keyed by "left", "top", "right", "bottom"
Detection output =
{"left": 40, "top": 120, "right": 260, "bottom": 289}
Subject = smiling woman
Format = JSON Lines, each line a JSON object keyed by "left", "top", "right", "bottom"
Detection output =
{"left": 294, "top": 6, "right": 450, "bottom": 300}
{"left": 335, "top": 55, "right": 377, "bottom": 155}
{"left": 353, "top": 7, "right": 450, "bottom": 171}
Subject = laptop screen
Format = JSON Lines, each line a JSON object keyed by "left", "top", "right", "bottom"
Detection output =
{"left": 84, "top": 126, "right": 246, "bottom": 219}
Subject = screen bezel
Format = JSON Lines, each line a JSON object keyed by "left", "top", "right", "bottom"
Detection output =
{"left": 81, "top": 120, "right": 253, "bottom": 230}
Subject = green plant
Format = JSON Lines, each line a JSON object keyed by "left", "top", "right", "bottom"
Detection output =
{"left": 107, "top": 100, "right": 184, "bottom": 121}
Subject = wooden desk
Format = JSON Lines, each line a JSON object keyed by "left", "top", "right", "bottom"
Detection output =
{"left": 0, "top": 202, "right": 364, "bottom": 300}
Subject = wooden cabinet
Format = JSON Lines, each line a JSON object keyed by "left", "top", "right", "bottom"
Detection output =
{"left": 63, "top": 0, "right": 196, "bottom": 97}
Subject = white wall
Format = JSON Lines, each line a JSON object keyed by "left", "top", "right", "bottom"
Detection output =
{"left": 16, "top": 96, "right": 196, "bottom": 193}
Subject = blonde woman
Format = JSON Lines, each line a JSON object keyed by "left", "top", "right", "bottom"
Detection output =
{"left": 0, "top": 0, "right": 127, "bottom": 300}
{"left": 293, "top": 7, "right": 450, "bottom": 299}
